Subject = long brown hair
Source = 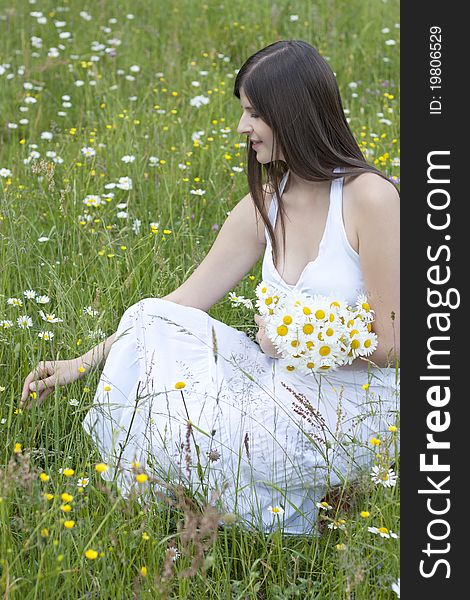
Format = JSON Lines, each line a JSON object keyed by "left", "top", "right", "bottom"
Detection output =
{"left": 234, "top": 39, "right": 398, "bottom": 267}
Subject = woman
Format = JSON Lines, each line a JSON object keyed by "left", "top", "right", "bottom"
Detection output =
{"left": 20, "top": 40, "right": 399, "bottom": 534}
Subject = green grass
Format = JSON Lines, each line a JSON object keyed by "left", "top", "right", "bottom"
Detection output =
{"left": 0, "top": 0, "right": 399, "bottom": 597}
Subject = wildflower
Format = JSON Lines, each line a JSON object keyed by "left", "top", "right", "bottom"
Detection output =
{"left": 77, "top": 477, "right": 89, "bottom": 488}
{"left": 140, "top": 566, "right": 148, "bottom": 577}
{"left": 7, "top": 297, "right": 23, "bottom": 307}
{"left": 39, "top": 472, "right": 50, "bottom": 482}
{"left": 61, "top": 493, "right": 73, "bottom": 503}
{"left": 0, "top": 320, "right": 14, "bottom": 329}
{"left": 175, "top": 381, "right": 186, "bottom": 390}
{"left": 83, "top": 306, "right": 99, "bottom": 317}
{"left": 335, "top": 543, "right": 346, "bottom": 551}
{"left": 289, "top": 14, "right": 299, "bottom": 21}
{"left": 23, "top": 290, "right": 37, "bottom": 299}
{"left": 267, "top": 505, "right": 284, "bottom": 516}
{"left": 371, "top": 465, "right": 398, "bottom": 488}
{"left": 360, "top": 511, "right": 370, "bottom": 518}
{"left": 13, "top": 442, "right": 22, "bottom": 453}
{"left": 44, "top": 493, "right": 54, "bottom": 501}
{"left": 40, "top": 528, "right": 49, "bottom": 538}
{"left": 0, "top": 168, "right": 12, "bottom": 178}
{"left": 142, "top": 532, "right": 150, "bottom": 540}
{"left": 95, "top": 463, "right": 109, "bottom": 473}
{"left": 316, "top": 501, "right": 332, "bottom": 511}
{"left": 391, "top": 578, "right": 400, "bottom": 598}
{"left": 36, "top": 295, "right": 50, "bottom": 304}
{"left": 64, "top": 520, "right": 75, "bottom": 529}
{"left": 370, "top": 437, "right": 381, "bottom": 447}
{"left": 78, "top": 366, "right": 86, "bottom": 373}
{"left": 60, "top": 504, "right": 72, "bottom": 513}
{"left": 189, "top": 188, "right": 206, "bottom": 196}
{"left": 121, "top": 155, "right": 136, "bottom": 163}
{"left": 17, "top": 315, "right": 33, "bottom": 329}
{"left": 389, "top": 425, "right": 398, "bottom": 433}
{"left": 38, "top": 331, "right": 54, "bottom": 341}
{"left": 328, "top": 519, "right": 346, "bottom": 530}
{"left": 136, "top": 473, "right": 148, "bottom": 483}
{"left": 116, "top": 176, "right": 133, "bottom": 190}
{"left": 189, "top": 95, "right": 210, "bottom": 108}
{"left": 368, "top": 526, "right": 399, "bottom": 539}
{"left": 85, "top": 549, "right": 99, "bottom": 560}
{"left": 62, "top": 468, "right": 75, "bottom": 477}
{"left": 361, "top": 383, "right": 370, "bottom": 390}
{"left": 68, "top": 398, "right": 79, "bottom": 407}
{"left": 39, "top": 310, "right": 63, "bottom": 323}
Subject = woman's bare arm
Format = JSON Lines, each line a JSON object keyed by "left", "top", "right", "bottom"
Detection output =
{"left": 353, "top": 173, "right": 400, "bottom": 367}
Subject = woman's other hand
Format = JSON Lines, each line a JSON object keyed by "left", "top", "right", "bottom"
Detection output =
{"left": 20, "top": 358, "right": 87, "bottom": 409}
{"left": 254, "top": 313, "right": 282, "bottom": 359}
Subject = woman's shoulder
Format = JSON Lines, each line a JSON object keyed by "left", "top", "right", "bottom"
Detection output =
{"left": 344, "top": 171, "right": 400, "bottom": 211}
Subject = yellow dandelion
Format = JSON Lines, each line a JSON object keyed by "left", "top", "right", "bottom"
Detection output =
{"left": 44, "top": 493, "right": 55, "bottom": 501}
{"left": 63, "top": 468, "right": 75, "bottom": 477}
{"left": 85, "top": 549, "right": 99, "bottom": 560}
{"left": 142, "top": 532, "right": 150, "bottom": 540}
{"left": 78, "top": 366, "right": 86, "bottom": 373}
{"left": 140, "top": 566, "right": 148, "bottom": 577}
{"left": 360, "top": 511, "right": 370, "bottom": 518}
{"left": 370, "top": 438, "right": 381, "bottom": 447}
{"left": 95, "top": 462, "right": 109, "bottom": 473}
{"left": 103, "top": 385, "right": 112, "bottom": 392}
{"left": 362, "top": 383, "right": 370, "bottom": 391}
{"left": 60, "top": 504, "right": 72, "bottom": 513}
{"left": 136, "top": 473, "right": 148, "bottom": 483}
{"left": 40, "top": 528, "right": 49, "bottom": 538}
{"left": 61, "top": 493, "right": 73, "bottom": 503}
{"left": 13, "top": 442, "right": 22, "bottom": 454}
{"left": 335, "top": 543, "right": 346, "bottom": 551}
{"left": 39, "top": 472, "right": 50, "bottom": 482}
{"left": 64, "top": 520, "right": 75, "bottom": 529}
{"left": 389, "top": 425, "right": 398, "bottom": 433}
{"left": 175, "top": 381, "right": 186, "bottom": 389}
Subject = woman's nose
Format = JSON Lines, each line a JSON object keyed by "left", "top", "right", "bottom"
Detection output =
{"left": 237, "top": 114, "right": 251, "bottom": 136}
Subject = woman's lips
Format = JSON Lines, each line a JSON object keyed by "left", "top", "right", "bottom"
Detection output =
{"left": 252, "top": 141, "right": 262, "bottom": 149}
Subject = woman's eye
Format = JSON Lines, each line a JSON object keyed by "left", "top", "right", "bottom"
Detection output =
{"left": 251, "top": 114, "right": 259, "bottom": 119}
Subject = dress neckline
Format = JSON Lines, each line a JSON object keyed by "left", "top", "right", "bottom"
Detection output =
{"left": 268, "top": 171, "right": 338, "bottom": 289}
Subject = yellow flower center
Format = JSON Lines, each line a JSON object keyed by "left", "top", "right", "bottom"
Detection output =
{"left": 319, "top": 346, "right": 330, "bottom": 357}
{"left": 326, "top": 328, "right": 334, "bottom": 336}
{"left": 277, "top": 325, "right": 288, "bottom": 336}
{"left": 315, "top": 309, "right": 325, "bottom": 319}
{"left": 306, "top": 362, "right": 315, "bottom": 369}
{"left": 303, "top": 323, "right": 314, "bottom": 335}
{"left": 306, "top": 341, "right": 314, "bottom": 349}
{"left": 291, "top": 340, "right": 300, "bottom": 347}
{"left": 303, "top": 306, "right": 312, "bottom": 315}
{"left": 349, "top": 329, "right": 359, "bottom": 337}
{"left": 286, "top": 365, "right": 295, "bottom": 371}
{"left": 362, "top": 302, "right": 371, "bottom": 311}
{"left": 351, "top": 339, "right": 360, "bottom": 350}
{"left": 378, "top": 527, "right": 389, "bottom": 534}
{"left": 283, "top": 315, "right": 293, "bottom": 325}
{"left": 364, "top": 339, "right": 371, "bottom": 348}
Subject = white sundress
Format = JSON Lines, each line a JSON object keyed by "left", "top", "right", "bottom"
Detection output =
{"left": 82, "top": 169, "right": 399, "bottom": 535}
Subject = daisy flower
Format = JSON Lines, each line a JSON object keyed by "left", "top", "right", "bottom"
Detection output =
{"left": 77, "top": 477, "right": 89, "bottom": 488}
{"left": 371, "top": 465, "right": 398, "bottom": 488}
{"left": 39, "top": 310, "right": 63, "bottom": 323}
{"left": 117, "top": 176, "right": 133, "bottom": 190}
{"left": 189, "top": 95, "right": 210, "bottom": 108}
{"left": 7, "top": 297, "right": 23, "bottom": 307}
{"left": 267, "top": 505, "right": 284, "bottom": 516}
{"left": 23, "top": 290, "right": 37, "bottom": 299}
{"left": 17, "top": 315, "right": 33, "bottom": 329}
{"left": 368, "top": 526, "right": 399, "bottom": 539}
{"left": 38, "top": 331, "right": 54, "bottom": 341}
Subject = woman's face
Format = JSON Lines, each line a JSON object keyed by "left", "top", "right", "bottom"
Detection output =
{"left": 237, "top": 88, "right": 284, "bottom": 163}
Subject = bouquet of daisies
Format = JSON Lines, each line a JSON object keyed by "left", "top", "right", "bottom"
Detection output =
{"left": 255, "top": 281, "right": 378, "bottom": 374}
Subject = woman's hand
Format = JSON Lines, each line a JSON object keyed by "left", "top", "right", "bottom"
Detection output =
{"left": 254, "top": 313, "right": 282, "bottom": 359}
{"left": 20, "top": 358, "right": 87, "bottom": 409}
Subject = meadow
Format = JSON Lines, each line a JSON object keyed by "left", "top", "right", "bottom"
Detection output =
{"left": 0, "top": 0, "right": 400, "bottom": 597}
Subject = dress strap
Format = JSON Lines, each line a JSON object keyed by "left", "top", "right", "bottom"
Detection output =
{"left": 266, "top": 170, "right": 290, "bottom": 233}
